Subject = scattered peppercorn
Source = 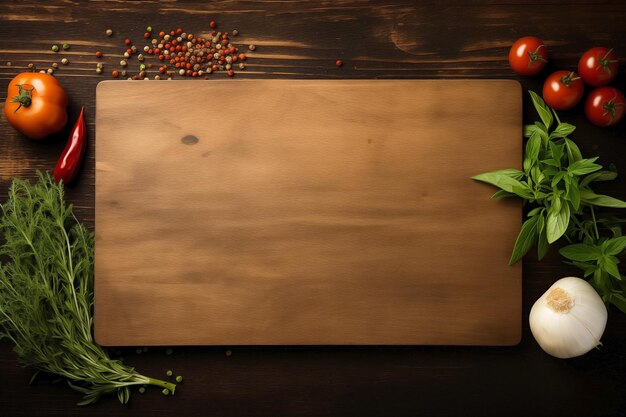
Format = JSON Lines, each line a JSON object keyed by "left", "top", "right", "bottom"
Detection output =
{"left": 248, "top": 44, "right": 256, "bottom": 51}
{"left": 144, "top": 32, "right": 151, "bottom": 39}
{"left": 62, "top": 43, "right": 70, "bottom": 50}
{"left": 51, "top": 45, "right": 59, "bottom": 52}
{"left": 232, "top": 29, "right": 239, "bottom": 36}
{"left": 120, "top": 60, "right": 127, "bottom": 66}
{"left": 175, "top": 376, "right": 183, "bottom": 383}
{"left": 61, "top": 58, "right": 69, "bottom": 65}
{"left": 47, "top": 68, "right": 54, "bottom": 74}
{"left": 140, "top": 63, "right": 146, "bottom": 71}
{"left": 239, "top": 63, "right": 245, "bottom": 69}
{"left": 95, "top": 51, "right": 103, "bottom": 58}
{"left": 95, "top": 68, "right": 102, "bottom": 74}
{"left": 166, "top": 370, "right": 173, "bottom": 377}
{"left": 162, "top": 389, "right": 170, "bottom": 396}
{"left": 52, "top": 62, "right": 59, "bottom": 69}
{"left": 335, "top": 59, "right": 343, "bottom": 67}
{"left": 210, "top": 21, "right": 216, "bottom": 28}
{"left": 165, "top": 348, "right": 173, "bottom": 355}
{"left": 28, "top": 63, "right": 34, "bottom": 69}
{"left": 96, "top": 62, "right": 103, "bottom": 69}
{"left": 112, "top": 70, "right": 119, "bottom": 78}
{"left": 138, "top": 387, "right": 146, "bottom": 394}
{"left": 106, "top": 29, "right": 113, "bottom": 36}
{"left": 146, "top": 26, "right": 152, "bottom": 33}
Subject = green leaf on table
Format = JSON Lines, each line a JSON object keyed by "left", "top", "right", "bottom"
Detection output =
{"left": 580, "top": 170, "right": 618, "bottom": 187}
{"left": 580, "top": 189, "right": 626, "bottom": 208}
{"left": 603, "top": 236, "right": 626, "bottom": 256}
{"left": 546, "top": 198, "right": 570, "bottom": 243}
{"left": 471, "top": 170, "right": 525, "bottom": 193}
{"left": 549, "top": 123, "right": 576, "bottom": 139}
{"left": 602, "top": 255, "right": 622, "bottom": 280}
{"left": 559, "top": 243, "right": 601, "bottom": 261}
{"left": 509, "top": 214, "right": 541, "bottom": 265}
{"left": 529, "top": 91, "right": 553, "bottom": 130}
{"left": 538, "top": 220, "right": 550, "bottom": 260}
{"left": 564, "top": 138, "right": 582, "bottom": 163}
{"left": 491, "top": 190, "right": 514, "bottom": 200}
{"left": 524, "top": 131, "right": 542, "bottom": 172}
{"left": 567, "top": 158, "right": 602, "bottom": 176}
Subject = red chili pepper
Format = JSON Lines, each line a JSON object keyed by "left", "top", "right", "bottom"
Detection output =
{"left": 53, "top": 107, "right": 86, "bottom": 185}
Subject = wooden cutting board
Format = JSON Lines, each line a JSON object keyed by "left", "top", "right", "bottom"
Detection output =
{"left": 95, "top": 80, "right": 522, "bottom": 346}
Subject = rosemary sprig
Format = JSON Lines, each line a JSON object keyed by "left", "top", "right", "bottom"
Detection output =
{"left": 0, "top": 172, "right": 175, "bottom": 405}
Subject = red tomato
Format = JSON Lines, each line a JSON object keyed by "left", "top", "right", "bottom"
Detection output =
{"left": 585, "top": 87, "right": 625, "bottom": 127}
{"left": 508, "top": 36, "right": 548, "bottom": 76}
{"left": 542, "top": 71, "right": 584, "bottom": 110}
{"left": 578, "top": 47, "right": 619, "bottom": 87}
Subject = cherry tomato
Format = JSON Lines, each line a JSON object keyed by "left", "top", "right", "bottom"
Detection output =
{"left": 542, "top": 71, "right": 584, "bottom": 110}
{"left": 508, "top": 36, "right": 548, "bottom": 76}
{"left": 585, "top": 87, "right": 625, "bottom": 127}
{"left": 578, "top": 47, "right": 619, "bottom": 87}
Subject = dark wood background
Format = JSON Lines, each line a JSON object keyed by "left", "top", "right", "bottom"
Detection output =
{"left": 1, "top": 1, "right": 625, "bottom": 416}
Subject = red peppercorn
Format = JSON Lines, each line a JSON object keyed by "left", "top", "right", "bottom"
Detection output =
{"left": 112, "top": 70, "right": 119, "bottom": 78}
{"left": 176, "top": 28, "right": 183, "bottom": 35}
{"left": 175, "top": 45, "right": 181, "bottom": 52}
{"left": 210, "top": 21, "right": 216, "bottom": 28}
{"left": 204, "top": 76, "right": 209, "bottom": 80}
{"left": 144, "top": 32, "right": 150, "bottom": 39}
{"left": 192, "top": 71, "right": 198, "bottom": 77}
{"left": 211, "top": 64, "right": 218, "bottom": 71}
{"left": 159, "top": 31, "right": 165, "bottom": 38}
{"left": 148, "top": 49, "right": 154, "bottom": 55}
{"left": 229, "top": 46, "right": 236, "bottom": 54}
{"left": 158, "top": 55, "right": 165, "bottom": 61}
{"left": 227, "top": 69, "right": 234, "bottom": 77}
{"left": 165, "top": 43, "right": 171, "bottom": 49}
{"left": 124, "top": 39, "right": 131, "bottom": 45}
{"left": 175, "top": 62, "right": 180, "bottom": 68}
{"left": 95, "top": 51, "right": 103, "bottom": 58}
{"left": 169, "top": 47, "right": 175, "bottom": 53}
{"left": 232, "top": 56, "right": 238, "bottom": 63}
{"left": 205, "top": 41, "right": 211, "bottom": 47}
{"left": 335, "top": 59, "right": 343, "bottom": 67}
{"left": 154, "top": 48, "right": 160, "bottom": 54}
{"left": 126, "top": 48, "right": 133, "bottom": 55}
{"left": 170, "top": 31, "right": 176, "bottom": 36}
{"left": 186, "top": 69, "right": 192, "bottom": 75}
{"left": 239, "top": 53, "right": 246, "bottom": 61}
{"left": 182, "top": 46, "right": 188, "bottom": 52}
{"left": 131, "top": 75, "right": 137, "bottom": 80}
{"left": 187, "top": 34, "right": 193, "bottom": 40}
{"left": 186, "top": 63, "right": 192, "bottom": 70}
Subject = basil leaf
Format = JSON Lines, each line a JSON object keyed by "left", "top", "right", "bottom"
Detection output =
{"left": 472, "top": 170, "right": 526, "bottom": 193}
{"left": 523, "top": 124, "right": 538, "bottom": 138}
{"left": 529, "top": 91, "right": 553, "bottom": 130}
{"left": 546, "top": 198, "right": 570, "bottom": 243}
{"left": 564, "top": 138, "right": 582, "bottom": 164}
{"left": 528, "top": 207, "right": 543, "bottom": 217}
{"left": 559, "top": 243, "right": 601, "bottom": 261}
{"left": 512, "top": 183, "right": 534, "bottom": 199}
{"left": 580, "top": 189, "right": 626, "bottom": 208}
{"left": 603, "top": 236, "right": 626, "bottom": 256}
{"left": 538, "top": 220, "right": 550, "bottom": 260}
{"left": 524, "top": 131, "right": 542, "bottom": 172}
{"left": 509, "top": 215, "right": 540, "bottom": 265}
{"left": 567, "top": 157, "right": 602, "bottom": 176}
{"left": 602, "top": 256, "right": 622, "bottom": 280}
{"left": 580, "top": 170, "right": 618, "bottom": 187}
{"left": 548, "top": 142, "right": 563, "bottom": 165}
{"left": 549, "top": 123, "right": 576, "bottom": 139}
{"left": 568, "top": 180, "right": 581, "bottom": 211}
{"left": 491, "top": 190, "right": 514, "bottom": 200}
{"left": 609, "top": 293, "right": 626, "bottom": 313}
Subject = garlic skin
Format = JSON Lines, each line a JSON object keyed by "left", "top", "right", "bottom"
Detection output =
{"left": 529, "top": 277, "right": 607, "bottom": 359}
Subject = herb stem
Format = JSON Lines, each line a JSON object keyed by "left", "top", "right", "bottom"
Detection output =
{"left": 590, "top": 206, "right": 600, "bottom": 241}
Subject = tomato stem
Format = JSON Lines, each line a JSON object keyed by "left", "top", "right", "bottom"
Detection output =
{"left": 527, "top": 44, "right": 548, "bottom": 63}
{"left": 559, "top": 72, "right": 580, "bottom": 87}
{"left": 10, "top": 84, "right": 34, "bottom": 113}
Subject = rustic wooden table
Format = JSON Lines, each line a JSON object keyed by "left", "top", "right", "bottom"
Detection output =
{"left": 1, "top": 1, "right": 626, "bottom": 416}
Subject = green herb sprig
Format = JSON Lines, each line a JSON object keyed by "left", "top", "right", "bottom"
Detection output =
{"left": 0, "top": 173, "right": 176, "bottom": 405}
{"left": 473, "top": 91, "right": 626, "bottom": 312}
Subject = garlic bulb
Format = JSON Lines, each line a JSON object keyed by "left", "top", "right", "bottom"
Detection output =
{"left": 529, "top": 277, "right": 607, "bottom": 359}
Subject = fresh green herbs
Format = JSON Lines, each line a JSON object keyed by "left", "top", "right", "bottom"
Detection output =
{"left": 473, "top": 91, "right": 626, "bottom": 313}
{"left": 0, "top": 173, "right": 176, "bottom": 405}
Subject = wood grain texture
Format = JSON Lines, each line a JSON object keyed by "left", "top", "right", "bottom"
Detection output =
{"left": 94, "top": 79, "right": 521, "bottom": 346}
{"left": 0, "top": 1, "right": 625, "bottom": 416}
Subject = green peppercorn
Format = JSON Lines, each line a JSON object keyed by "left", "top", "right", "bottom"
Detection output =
{"left": 140, "top": 63, "right": 146, "bottom": 71}
{"left": 175, "top": 375, "right": 183, "bottom": 383}
{"left": 51, "top": 45, "right": 59, "bottom": 52}
{"left": 95, "top": 68, "right": 102, "bottom": 75}
{"left": 146, "top": 26, "right": 152, "bottom": 33}
{"left": 62, "top": 43, "right": 70, "bottom": 50}
{"left": 138, "top": 387, "right": 146, "bottom": 394}
{"left": 166, "top": 370, "right": 173, "bottom": 377}
{"left": 162, "top": 388, "right": 170, "bottom": 396}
